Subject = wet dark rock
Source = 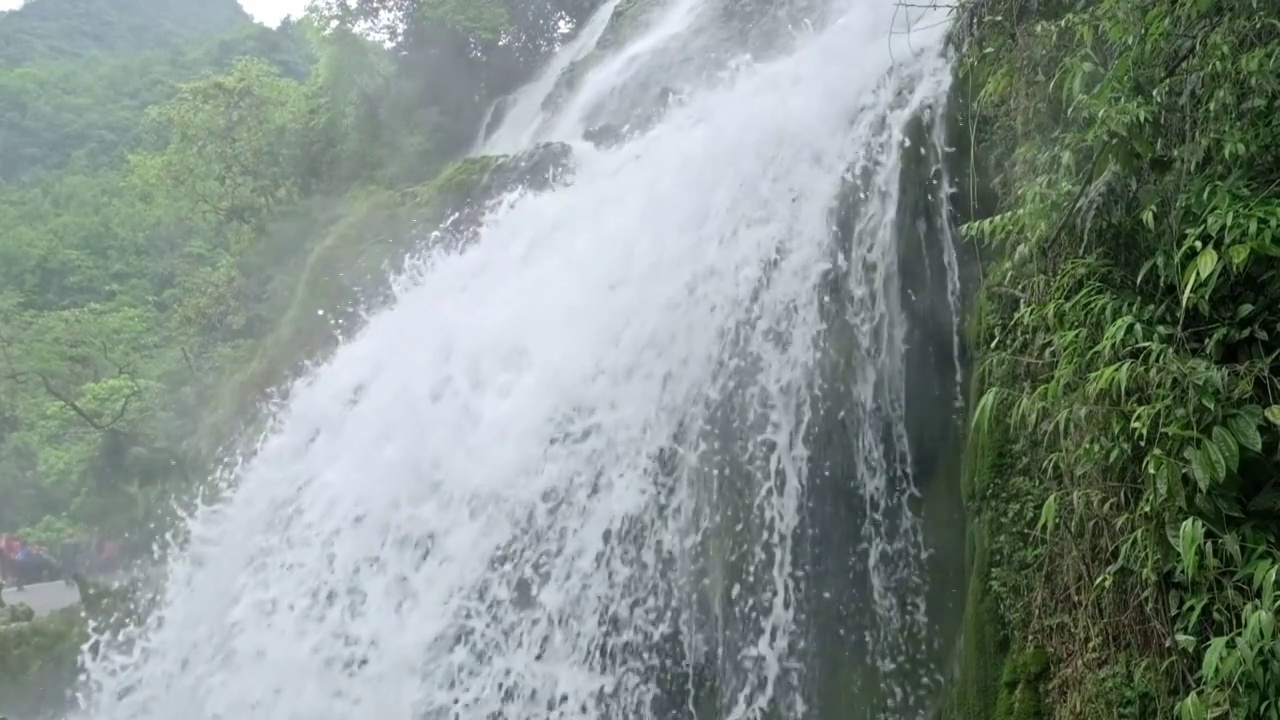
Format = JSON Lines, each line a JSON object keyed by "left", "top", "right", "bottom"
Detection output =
{"left": 581, "top": 87, "right": 680, "bottom": 148}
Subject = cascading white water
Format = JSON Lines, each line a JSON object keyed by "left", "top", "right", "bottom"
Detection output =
{"left": 79, "top": 1, "right": 959, "bottom": 719}
{"left": 476, "top": 0, "right": 622, "bottom": 155}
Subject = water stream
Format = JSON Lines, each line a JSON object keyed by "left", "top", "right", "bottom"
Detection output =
{"left": 79, "top": 2, "right": 966, "bottom": 719}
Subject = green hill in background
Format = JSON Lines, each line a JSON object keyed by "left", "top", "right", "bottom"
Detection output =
{"left": 0, "top": 0, "right": 251, "bottom": 67}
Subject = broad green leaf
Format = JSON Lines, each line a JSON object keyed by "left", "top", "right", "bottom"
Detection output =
{"left": 1200, "top": 442, "right": 1226, "bottom": 485}
{"left": 1228, "top": 243, "right": 1251, "bottom": 269}
{"left": 1258, "top": 609, "right": 1275, "bottom": 640}
{"left": 1212, "top": 426, "right": 1239, "bottom": 474}
{"left": 1228, "top": 414, "right": 1263, "bottom": 453}
{"left": 1189, "top": 448, "right": 1212, "bottom": 491}
{"left": 1265, "top": 406, "right": 1280, "bottom": 427}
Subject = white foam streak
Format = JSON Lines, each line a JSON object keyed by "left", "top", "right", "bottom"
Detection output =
{"left": 479, "top": 0, "right": 622, "bottom": 154}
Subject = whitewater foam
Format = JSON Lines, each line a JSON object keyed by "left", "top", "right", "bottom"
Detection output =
{"left": 81, "top": 2, "right": 958, "bottom": 719}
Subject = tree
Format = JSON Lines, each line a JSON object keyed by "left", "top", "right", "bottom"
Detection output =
{"left": 132, "top": 58, "right": 309, "bottom": 233}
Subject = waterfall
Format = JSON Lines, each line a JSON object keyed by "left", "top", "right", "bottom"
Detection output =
{"left": 475, "top": 0, "right": 622, "bottom": 155}
{"left": 79, "top": 1, "right": 963, "bottom": 719}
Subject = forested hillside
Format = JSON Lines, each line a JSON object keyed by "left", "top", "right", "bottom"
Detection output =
{"left": 0, "top": 0, "right": 249, "bottom": 67}
{"left": 0, "top": 0, "right": 604, "bottom": 552}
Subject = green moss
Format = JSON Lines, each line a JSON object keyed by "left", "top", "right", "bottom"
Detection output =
{"left": 993, "top": 648, "right": 1049, "bottom": 720}
{"left": 939, "top": 532, "right": 1052, "bottom": 720}
{"left": 410, "top": 154, "right": 504, "bottom": 211}
{"left": 214, "top": 157, "right": 501, "bottom": 430}
{"left": 939, "top": 518, "right": 1005, "bottom": 720}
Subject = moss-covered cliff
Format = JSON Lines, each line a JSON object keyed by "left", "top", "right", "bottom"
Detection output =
{"left": 206, "top": 142, "right": 574, "bottom": 447}
{"left": 945, "top": 0, "right": 1280, "bottom": 717}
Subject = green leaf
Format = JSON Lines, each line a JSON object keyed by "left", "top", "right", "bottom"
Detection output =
{"left": 1179, "top": 517, "right": 1204, "bottom": 581}
{"left": 1200, "top": 442, "right": 1226, "bottom": 484}
{"left": 1251, "top": 559, "right": 1274, "bottom": 593}
{"left": 1228, "top": 414, "right": 1263, "bottom": 453}
{"left": 1195, "top": 246, "right": 1219, "bottom": 281}
{"left": 1189, "top": 447, "right": 1212, "bottom": 491}
{"left": 1201, "top": 636, "right": 1228, "bottom": 683}
{"left": 1036, "top": 493, "right": 1059, "bottom": 537}
{"left": 1180, "top": 260, "right": 1198, "bottom": 308}
{"left": 1265, "top": 406, "right": 1280, "bottom": 427}
{"left": 1212, "top": 426, "right": 1239, "bottom": 474}
{"left": 1179, "top": 691, "right": 1206, "bottom": 720}
{"left": 1228, "top": 243, "right": 1251, "bottom": 269}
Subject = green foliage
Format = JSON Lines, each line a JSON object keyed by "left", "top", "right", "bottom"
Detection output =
{"left": 956, "top": 0, "right": 1280, "bottom": 717}
{"left": 0, "top": 609, "right": 85, "bottom": 719}
{"left": 16, "top": 514, "right": 82, "bottom": 550}
{"left": 132, "top": 57, "right": 310, "bottom": 230}
{"left": 0, "top": 578, "right": 161, "bottom": 718}
{"left": 0, "top": 25, "right": 315, "bottom": 182}
{"left": 419, "top": 0, "right": 513, "bottom": 40}
{"left": 993, "top": 648, "right": 1049, "bottom": 720}
{"left": 310, "top": 0, "right": 521, "bottom": 44}
{"left": 0, "top": 0, "right": 249, "bottom": 67}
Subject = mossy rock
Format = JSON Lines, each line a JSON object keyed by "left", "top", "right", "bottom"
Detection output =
{"left": 938, "top": 517, "right": 1007, "bottom": 720}
{"left": 993, "top": 648, "right": 1050, "bottom": 720}
{"left": 0, "top": 610, "right": 85, "bottom": 719}
{"left": 0, "top": 603, "right": 36, "bottom": 625}
{"left": 406, "top": 141, "right": 572, "bottom": 216}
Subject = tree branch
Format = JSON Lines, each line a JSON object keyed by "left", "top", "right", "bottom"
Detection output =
{"left": 0, "top": 334, "right": 140, "bottom": 432}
